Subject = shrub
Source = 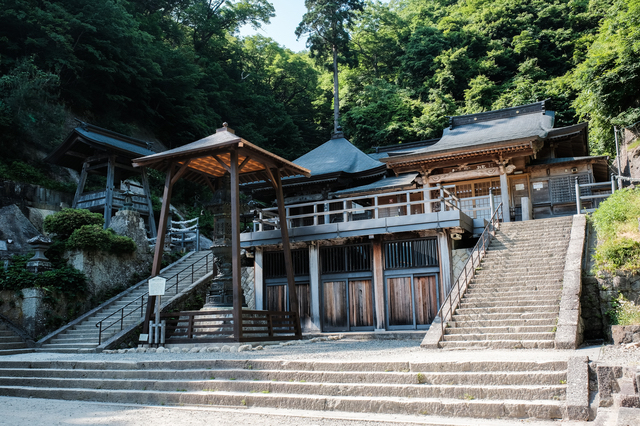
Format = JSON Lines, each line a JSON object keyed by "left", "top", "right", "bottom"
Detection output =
{"left": 608, "top": 294, "right": 640, "bottom": 326}
{"left": 591, "top": 188, "right": 640, "bottom": 274}
{"left": 0, "top": 254, "right": 86, "bottom": 296}
{"left": 67, "top": 225, "right": 136, "bottom": 254}
{"left": 44, "top": 209, "right": 104, "bottom": 239}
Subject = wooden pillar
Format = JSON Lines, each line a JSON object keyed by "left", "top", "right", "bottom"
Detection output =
{"left": 73, "top": 162, "right": 89, "bottom": 208}
{"left": 372, "top": 238, "right": 386, "bottom": 330}
{"left": 141, "top": 168, "right": 157, "bottom": 238}
{"left": 254, "top": 247, "right": 264, "bottom": 310}
{"left": 143, "top": 165, "right": 175, "bottom": 334}
{"left": 500, "top": 172, "right": 511, "bottom": 222}
{"left": 437, "top": 230, "right": 452, "bottom": 298}
{"left": 308, "top": 243, "right": 321, "bottom": 332}
{"left": 230, "top": 150, "right": 243, "bottom": 341}
{"left": 104, "top": 155, "right": 116, "bottom": 228}
{"left": 272, "top": 168, "right": 301, "bottom": 338}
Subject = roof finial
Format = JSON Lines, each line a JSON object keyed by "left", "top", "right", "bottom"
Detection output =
{"left": 223, "top": 122, "right": 228, "bottom": 128}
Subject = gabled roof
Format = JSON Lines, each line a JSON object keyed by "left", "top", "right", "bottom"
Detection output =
{"left": 45, "top": 122, "right": 157, "bottom": 171}
{"left": 385, "top": 101, "right": 554, "bottom": 161}
{"left": 294, "top": 136, "right": 385, "bottom": 176}
{"left": 133, "top": 126, "right": 310, "bottom": 185}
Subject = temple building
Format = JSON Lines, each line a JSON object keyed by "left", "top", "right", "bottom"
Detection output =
{"left": 240, "top": 100, "right": 610, "bottom": 333}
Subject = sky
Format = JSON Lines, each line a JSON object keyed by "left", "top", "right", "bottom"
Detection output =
{"left": 238, "top": 0, "right": 309, "bottom": 52}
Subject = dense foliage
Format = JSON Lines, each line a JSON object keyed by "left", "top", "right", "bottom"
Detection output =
{"left": 1, "top": 0, "right": 638, "bottom": 171}
{"left": 43, "top": 209, "right": 104, "bottom": 239}
{"left": 607, "top": 293, "right": 640, "bottom": 325}
{"left": 591, "top": 188, "right": 640, "bottom": 274}
{"left": 67, "top": 225, "right": 137, "bottom": 254}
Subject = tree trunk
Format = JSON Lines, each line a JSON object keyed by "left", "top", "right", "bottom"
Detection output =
{"left": 333, "top": 44, "right": 340, "bottom": 134}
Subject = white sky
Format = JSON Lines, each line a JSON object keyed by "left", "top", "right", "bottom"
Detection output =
{"left": 238, "top": 0, "right": 310, "bottom": 52}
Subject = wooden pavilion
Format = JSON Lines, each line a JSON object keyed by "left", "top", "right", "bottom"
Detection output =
{"left": 132, "top": 124, "right": 310, "bottom": 340}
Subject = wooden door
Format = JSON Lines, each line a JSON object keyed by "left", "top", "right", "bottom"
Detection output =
{"left": 414, "top": 276, "right": 437, "bottom": 325}
{"left": 323, "top": 281, "right": 348, "bottom": 330}
{"left": 349, "top": 279, "right": 373, "bottom": 327}
{"left": 266, "top": 285, "right": 286, "bottom": 312}
{"left": 387, "top": 277, "right": 413, "bottom": 326}
{"left": 297, "top": 283, "right": 311, "bottom": 324}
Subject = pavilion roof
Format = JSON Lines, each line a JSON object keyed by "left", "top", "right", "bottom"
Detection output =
{"left": 132, "top": 125, "right": 310, "bottom": 184}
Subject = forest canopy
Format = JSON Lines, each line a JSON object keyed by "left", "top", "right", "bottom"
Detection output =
{"left": 0, "top": 0, "right": 636, "bottom": 165}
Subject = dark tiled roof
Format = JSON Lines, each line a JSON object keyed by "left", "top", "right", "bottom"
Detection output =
{"left": 331, "top": 173, "right": 419, "bottom": 197}
{"left": 294, "top": 137, "right": 385, "bottom": 176}
{"left": 75, "top": 127, "right": 156, "bottom": 157}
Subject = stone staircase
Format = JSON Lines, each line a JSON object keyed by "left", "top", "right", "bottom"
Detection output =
{"left": 0, "top": 322, "right": 32, "bottom": 356}
{"left": 0, "top": 357, "right": 585, "bottom": 421}
{"left": 440, "top": 216, "right": 574, "bottom": 350}
{"left": 38, "top": 251, "right": 214, "bottom": 353}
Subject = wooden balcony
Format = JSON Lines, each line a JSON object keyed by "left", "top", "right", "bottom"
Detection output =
{"left": 76, "top": 190, "right": 151, "bottom": 215}
{"left": 240, "top": 187, "right": 493, "bottom": 247}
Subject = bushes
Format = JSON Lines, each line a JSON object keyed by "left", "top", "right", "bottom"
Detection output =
{"left": 591, "top": 188, "right": 640, "bottom": 274}
{"left": 44, "top": 209, "right": 104, "bottom": 239}
{"left": 607, "top": 294, "right": 640, "bottom": 326}
{"left": 67, "top": 225, "right": 136, "bottom": 254}
{"left": 44, "top": 209, "right": 136, "bottom": 254}
{"left": 0, "top": 254, "right": 86, "bottom": 295}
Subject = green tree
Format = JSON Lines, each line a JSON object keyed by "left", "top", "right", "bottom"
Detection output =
{"left": 296, "top": 0, "right": 364, "bottom": 133}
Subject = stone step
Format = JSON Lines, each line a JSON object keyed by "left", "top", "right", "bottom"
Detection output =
{"left": 0, "top": 336, "right": 24, "bottom": 343}
{"left": 484, "top": 249, "right": 567, "bottom": 257}
{"left": 39, "top": 343, "right": 101, "bottom": 349}
{"left": 445, "top": 325, "right": 554, "bottom": 335}
{"left": 458, "top": 299, "right": 560, "bottom": 309}
{"left": 467, "top": 280, "right": 563, "bottom": 288}
{"left": 0, "top": 377, "right": 565, "bottom": 401}
{"left": 48, "top": 337, "right": 99, "bottom": 344}
{"left": 440, "top": 340, "right": 556, "bottom": 350}
{"left": 462, "top": 291, "right": 562, "bottom": 300}
{"left": 448, "top": 318, "right": 557, "bottom": 328}
{"left": 442, "top": 332, "right": 556, "bottom": 342}
{"left": 0, "top": 348, "right": 33, "bottom": 356}
{"left": 0, "top": 330, "right": 16, "bottom": 337}
{"left": 0, "top": 342, "right": 28, "bottom": 350}
{"left": 0, "top": 386, "right": 566, "bottom": 420}
{"left": 451, "top": 311, "right": 558, "bottom": 322}
{"left": 455, "top": 305, "right": 560, "bottom": 315}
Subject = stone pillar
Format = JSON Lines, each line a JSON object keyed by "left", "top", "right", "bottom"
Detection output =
{"left": 521, "top": 196, "right": 533, "bottom": 221}
{"left": 438, "top": 230, "right": 452, "bottom": 297}
{"left": 308, "top": 244, "right": 322, "bottom": 332}
{"left": 21, "top": 287, "right": 44, "bottom": 337}
{"left": 254, "top": 247, "right": 264, "bottom": 310}
{"left": 500, "top": 172, "right": 511, "bottom": 222}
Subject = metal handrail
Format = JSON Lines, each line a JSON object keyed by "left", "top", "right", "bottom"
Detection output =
{"left": 435, "top": 202, "right": 503, "bottom": 343}
{"left": 95, "top": 252, "right": 213, "bottom": 344}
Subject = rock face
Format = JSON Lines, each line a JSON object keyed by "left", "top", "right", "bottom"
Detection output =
{"left": 66, "top": 209, "right": 153, "bottom": 299}
{"left": 241, "top": 266, "right": 255, "bottom": 310}
{"left": 0, "top": 204, "right": 40, "bottom": 257}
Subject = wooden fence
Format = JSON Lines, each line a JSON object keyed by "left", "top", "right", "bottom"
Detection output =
{"left": 159, "top": 309, "right": 301, "bottom": 344}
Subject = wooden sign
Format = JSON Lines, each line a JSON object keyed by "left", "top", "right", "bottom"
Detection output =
{"left": 148, "top": 276, "right": 167, "bottom": 296}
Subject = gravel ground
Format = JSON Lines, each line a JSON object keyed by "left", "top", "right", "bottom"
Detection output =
{"left": 598, "top": 344, "right": 640, "bottom": 366}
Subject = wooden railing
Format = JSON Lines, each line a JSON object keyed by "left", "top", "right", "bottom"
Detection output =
{"left": 76, "top": 190, "right": 150, "bottom": 214}
{"left": 160, "top": 309, "right": 301, "bottom": 343}
{"left": 95, "top": 252, "right": 214, "bottom": 344}
{"left": 251, "top": 184, "right": 488, "bottom": 232}
{"left": 435, "top": 202, "right": 503, "bottom": 345}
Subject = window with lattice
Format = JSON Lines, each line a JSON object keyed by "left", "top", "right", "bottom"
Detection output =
{"left": 549, "top": 174, "right": 591, "bottom": 204}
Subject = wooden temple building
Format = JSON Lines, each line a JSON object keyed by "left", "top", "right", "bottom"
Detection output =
{"left": 45, "top": 122, "right": 159, "bottom": 236}
{"left": 240, "top": 100, "right": 610, "bottom": 333}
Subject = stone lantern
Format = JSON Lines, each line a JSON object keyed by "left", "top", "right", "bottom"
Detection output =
{"left": 26, "top": 235, "right": 52, "bottom": 274}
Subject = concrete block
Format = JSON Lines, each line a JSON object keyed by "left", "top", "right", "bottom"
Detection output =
{"left": 420, "top": 317, "right": 443, "bottom": 349}
{"left": 558, "top": 309, "right": 580, "bottom": 326}
{"left": 617, "top": 407, "right": 640, "bottom": 426}
{"left": 566, "top": 356, "right": 590, "bottom": 420}
{"left": 555, "top": 325, "right": 578, "bottom": 349}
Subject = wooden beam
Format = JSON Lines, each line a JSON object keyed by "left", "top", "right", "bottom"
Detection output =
{"left": 143, "top": 165, "right": 176, "bottom": 335}
{"left": 204, "top": 176, "right": 216, "bottom": 194}
{"left": 213, "top": 155, "right": 231, "bottom": 173}
{"left": 238, "top": 155, "right": 251, "bottom": 172}
{"left": 272, "top": 168, "right": 301, "bottom": 338}
{"left": 170, "top": 160, "right": 192, "bottom": 186}
{"left": 73, "top": 162, "right": 89, "bottom": 208}
{"left": 230, "top": 150, "right": 243, "bottom": 341}
{"left": 141, "top": 168, "right": 157, "bottom": 238}
{"left": 372, "top": 238, "right": 386, "bottom": 330}
{"left": 103, "top": 156, "right": 116, "bottom": 229}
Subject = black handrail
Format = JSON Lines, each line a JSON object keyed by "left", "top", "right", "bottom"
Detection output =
{"left": 96, "top": 252, "right": 213, "bottom": 344}
{"left": 435, "top": 203, "right": 503, "bottom": 344}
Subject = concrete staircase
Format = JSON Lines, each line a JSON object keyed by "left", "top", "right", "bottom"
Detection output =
{"left": 0, "top": 358, "right": 581, "bottom": 421}
{"left": 38, "top": 251, "right": 214, "bottom": 353}
{"left": 441, "top": 216, "right": 574, "bottom": 350}
{"left": 0, "top": 322, "right": 32, "bottom": 356}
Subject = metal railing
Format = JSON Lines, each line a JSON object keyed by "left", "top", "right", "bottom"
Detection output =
{"left": 575, "top": 177, "right": 616, "bottom": 213}
{"left": 252, "top": 184, "right": 475, "bottom": 231}
{"left": 95, "top": 252, "right": 214, "bottom": 344}
{"left": 435, "top": 202, "right": 503, "bottom": 344}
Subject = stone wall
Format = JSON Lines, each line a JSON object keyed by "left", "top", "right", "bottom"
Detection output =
{"left": 0, "top": 288, "right": 79, "bottom": 338}
{"left": 452, "top": 248, "right": 473, "bottom": 281}
{"left": 0, "top": 180, "right": 72, "bottom": 211}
